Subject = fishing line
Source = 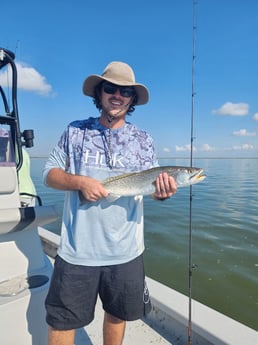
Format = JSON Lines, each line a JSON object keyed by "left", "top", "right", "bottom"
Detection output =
{"left": 188, "top": 1, "right": 197, "bottom": 344}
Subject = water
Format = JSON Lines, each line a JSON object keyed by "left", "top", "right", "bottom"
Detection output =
{"left": 31, "top": 158, "right": 258, "bottom": 330}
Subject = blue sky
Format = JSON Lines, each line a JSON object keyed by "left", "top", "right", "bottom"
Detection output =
{"left": 0, "top": 0, "right": 257, "bottom": 158}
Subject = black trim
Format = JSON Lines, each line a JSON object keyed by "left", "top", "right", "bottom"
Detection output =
{"left": 11, "top": 207, "right": 36, "bottom": 232}
{"left": 27, "top": 275, "right": 49, "bottom": 289}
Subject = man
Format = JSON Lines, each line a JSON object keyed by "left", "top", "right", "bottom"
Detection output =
{"left": 43, "top": 61, "right": 177, "bottom": 345}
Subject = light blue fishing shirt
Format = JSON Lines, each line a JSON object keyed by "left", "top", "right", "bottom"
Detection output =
{"left": 43, "top": 117, "right": 158, "bottom": 266}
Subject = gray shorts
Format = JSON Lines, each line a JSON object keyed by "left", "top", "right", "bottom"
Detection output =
{"left": 45, "top": 255, "right": 151, "bottom": 330}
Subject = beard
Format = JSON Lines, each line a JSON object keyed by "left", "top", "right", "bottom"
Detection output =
{"left": 102, "top": 102, "right": 130, "bottom": 121}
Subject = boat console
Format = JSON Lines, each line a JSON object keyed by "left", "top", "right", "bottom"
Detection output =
{"left": 0, "top": 48, "right": 57, "bottom": 345}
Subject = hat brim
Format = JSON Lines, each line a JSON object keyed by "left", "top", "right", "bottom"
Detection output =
{"left": 82, "top": 75, "right": 149, "bottom": 105}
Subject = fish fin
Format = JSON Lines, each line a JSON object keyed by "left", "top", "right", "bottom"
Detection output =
{"left": 78, "top": 191, "right": 89, "bottom": 206}
{"left": 105, "top": 194, "right": 121, "bottom": 202}
{"left": 78, "top": 191, "right": 84, "bottom": 203}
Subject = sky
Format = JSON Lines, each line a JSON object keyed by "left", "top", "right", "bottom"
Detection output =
{"left": 0, "top": 0, "right": 258, "bottom": 158}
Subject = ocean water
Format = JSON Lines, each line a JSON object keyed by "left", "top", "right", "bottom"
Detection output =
{"left": 31, "top": 158, "right": 258, "bottom": 331}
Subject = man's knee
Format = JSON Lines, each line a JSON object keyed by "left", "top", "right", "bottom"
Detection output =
{"left": 48, "top": 327, "right": 75, "bottom": 345}
{"left": 104, "top": 312, "right": 125, "bottom": 324}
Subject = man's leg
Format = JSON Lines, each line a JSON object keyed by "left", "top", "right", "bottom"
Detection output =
{"left": 46, "top": 258, "right": 100, "bottom": 344}
{"left": 103, "top": 312, "right": 126, "bottom": 345}
{"left": 48, "top": 327, "right": 75, "bottom": 345}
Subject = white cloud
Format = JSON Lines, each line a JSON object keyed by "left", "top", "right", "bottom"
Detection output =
{"left": 232, "top": 144, "right": 255, "bottom": 150}
{"left": 233, "top": 129, "right": 256, "bottom": 137}
{"left": 212, "top": 102, "right": 249, "bottom": 116}
{"left": 0, "top": 62, "right": 53, "bottom": 96}
{"left": 201, "top": 143, "right": 215, "bottom": 152}
{"left": 175, "top": 144, "right": 196, "bottom": 152}
{"left": 163, "top": 147, "right": 171, "bottom": 153}
{"left": 253, "top": 113, "right": 258, "bottom": 121}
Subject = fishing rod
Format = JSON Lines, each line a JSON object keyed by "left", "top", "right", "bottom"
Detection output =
{"left": 188, "top": 1, "right": 197, "bottom": 344}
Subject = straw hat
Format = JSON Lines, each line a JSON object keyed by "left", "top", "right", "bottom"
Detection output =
{"left": 82, "top": 61, "right": 149, "bottom": 105}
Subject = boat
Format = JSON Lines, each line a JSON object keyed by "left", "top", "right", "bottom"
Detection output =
{"left": 0, "top": 47, "right": 58, "bottom": 345}
{"left": 0, "top": 48, "right": 257, "bottom": 345}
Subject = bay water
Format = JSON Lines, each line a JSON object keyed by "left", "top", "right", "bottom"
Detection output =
{"left": 31, "top": 157, "right": 258, "bottom": 330}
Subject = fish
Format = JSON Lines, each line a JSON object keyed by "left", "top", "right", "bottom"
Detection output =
{"left": 79, "top": 166, "right": 206, "bottom": 203}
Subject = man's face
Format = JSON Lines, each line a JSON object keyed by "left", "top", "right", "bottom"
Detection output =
{"left": 100, "top": 82, "right": 135, "bottom": 118}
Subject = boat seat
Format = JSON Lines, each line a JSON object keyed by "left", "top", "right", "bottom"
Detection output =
{"left": 0, "top": 164, "right": 20, "bottom": 209}
{"left": 0, "top": 163, "right": 58, "bottom": 235}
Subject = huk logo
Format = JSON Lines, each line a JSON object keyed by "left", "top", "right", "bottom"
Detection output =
{"left": 84, "top": 150, "right": 125, "bottom": 167}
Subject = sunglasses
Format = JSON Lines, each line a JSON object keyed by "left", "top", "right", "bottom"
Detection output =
{"left": 102, "top": 82, "right": 135, "bottom": 98}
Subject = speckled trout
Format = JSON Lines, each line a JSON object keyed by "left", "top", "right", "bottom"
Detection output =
{"left": 79, "top": 166, "right": 206, "bottom": 202}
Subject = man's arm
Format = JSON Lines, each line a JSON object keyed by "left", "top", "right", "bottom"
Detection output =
{"left": 46, "top": 168, "right": 109, "bottom": 202}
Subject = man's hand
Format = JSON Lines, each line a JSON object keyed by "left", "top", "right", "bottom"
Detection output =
{"left": 79, "top": 176, "right": 109, "bottom": 202}
{"left": 46, "top": 168, "right": 109, "bottom": 202}
{"left": 152, "top": 172, "right": 177, "bottom": 200}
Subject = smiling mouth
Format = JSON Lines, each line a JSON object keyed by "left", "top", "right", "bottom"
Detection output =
{"left": 110, "top": 98, "right": 123, "bottom": 106}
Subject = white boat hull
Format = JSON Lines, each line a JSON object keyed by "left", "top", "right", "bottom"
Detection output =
{"left": 0, "top": 228, "right": 53, "bottom": 345}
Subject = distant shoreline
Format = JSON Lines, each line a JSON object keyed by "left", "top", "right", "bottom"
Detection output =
{"left": 31, "top": 156, "right": 258, "bottom": 160}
